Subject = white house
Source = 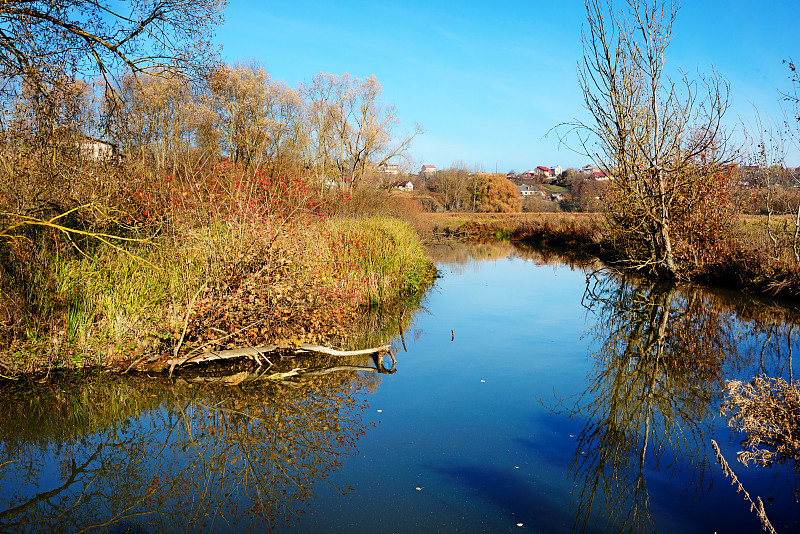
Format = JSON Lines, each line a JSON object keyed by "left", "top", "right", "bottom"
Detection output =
{"left": 76, "top": 134, "right": 118, "bottom": 162}
{"left": 517, "top": 184, "right": 543, "bottom": 196}
{"left": 581, "top": 164, "right": 600, "bottom": 175}
{"left": 379, "top": 162, "right": 399, "bottom": 175}
{"left": 392, "top": 180, "right": 414, "bottom": 192}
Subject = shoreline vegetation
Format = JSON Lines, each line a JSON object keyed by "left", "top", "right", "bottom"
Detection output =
{"left": 0, "top": 159, "right": 438, "bottom": 379}
{"left": 427, "top": 212, "right": 800, "bottom": 301}
{"left": 5, "top": 197, "right": 800, "bottom": 380}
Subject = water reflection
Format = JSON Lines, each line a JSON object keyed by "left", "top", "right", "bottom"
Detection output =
{"left": 566, "top": 270, "right": 800, "bottom": 533}
{"left": 0, "top": 355, "right": 400, "bottom": 532}
{"left": 425, "top": 239, "right": 516, "bottom": 272}
{"left": 426, "top": 238, "right": 602, "bottom": 273}
{"left": 429, "top": 240, "right": 800, "bottom": 532}
{"left": 5, "top": 243, "right": 800, "bottom": 533}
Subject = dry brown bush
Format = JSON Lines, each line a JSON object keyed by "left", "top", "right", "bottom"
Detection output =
{"left": 722, "top": 375, "right": 800, "bottom": 467}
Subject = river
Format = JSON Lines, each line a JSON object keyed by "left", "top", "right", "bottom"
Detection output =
{"left": 1, "top": 241, "right": 799, "bottom": 533}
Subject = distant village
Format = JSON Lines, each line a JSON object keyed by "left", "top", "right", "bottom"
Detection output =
{"left": 380, "top": 162, "right": 614, "bottom": 210}
{"left": 378, "top": 160, "right": 800, "bottom": 214}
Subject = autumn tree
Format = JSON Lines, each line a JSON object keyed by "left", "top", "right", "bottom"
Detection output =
{"left": 0, "top": 0, "right": 225, "bottom": 207}
{"left": 565, "top": 0, "right": 732, "bottom": 278}
{"left": 570, "top": 174, "right": 609, "bottom": 212}
{"left": 0, "top": 1, "right": 223, "bottom": 111}
{"left": 468, "top": 174, "right": 522, "bottom": 213}
{"left": 208, "top": 64, "right": 304, "bottom": 172}
{"left": 110, "top": 74, "right": 201, "bottom": 172}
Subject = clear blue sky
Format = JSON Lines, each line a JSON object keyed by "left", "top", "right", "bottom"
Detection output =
{"left": 215, "top": 0, "right": 799, "bottom": 172}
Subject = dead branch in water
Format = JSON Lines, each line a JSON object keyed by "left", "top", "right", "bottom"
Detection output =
{"left": 137, "top": 343, "right": 392, "bottom": 376}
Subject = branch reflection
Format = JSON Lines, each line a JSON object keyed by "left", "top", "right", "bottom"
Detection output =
{"left": 0, "top": 354, "right": 386, "bottom": 532}
{"left": 569, "top": 272, "right": 736, "bottom": 533}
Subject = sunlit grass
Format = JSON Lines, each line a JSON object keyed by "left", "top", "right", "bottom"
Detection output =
{"left": 319, "top": 216, "right": 436, "bottom": 305}
{"left": 2, "top": 209, "right": 435, "bottom": 374}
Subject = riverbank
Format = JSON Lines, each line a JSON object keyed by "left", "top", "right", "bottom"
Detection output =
{"left": 6, "top": 195, "right": 800, "bottom": 380}
{"left": 424, "top": 212, "right": 800, "bottom": 299}
{"left": 0, "top": 168, "right": 437, "bottom": 379}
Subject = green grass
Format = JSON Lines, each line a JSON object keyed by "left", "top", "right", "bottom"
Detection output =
{"left": 322, "top": 216, "right": 437, "bottom": 305}
{"left": 0, "top": 242, "right": 208, "bottom": 372}
{"left": 2, "top": 211, "right": 438, "bottom": 375}
{"left": 54, "top": 247, "right": 200, "bottom": 346}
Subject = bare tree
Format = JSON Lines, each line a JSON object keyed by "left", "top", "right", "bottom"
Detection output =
{"left": 209, "top": 64, "right": 273, "bottom": 170}
{"left": 207, "top": 64, "right": 306, "bottom": 174}
{"left": 302, "top": 73, "right": 420, "bottom": 187}
{"left": 429, "top": 160, "right": 471, "bottom": 210}
{"left": 0, "top": 1, "right": 224, "bottom": 96}
{"left": 563, "top": 0, "right": 732, "bottom": 278}
{"left": 111, "top": 73, "right": 200, "bottom": 172}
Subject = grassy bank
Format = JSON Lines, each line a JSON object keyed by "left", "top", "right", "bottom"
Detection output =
{"left": 427, "top": 212, "right": 603, "bottom": 253}
{"left": 0, "top": 165, "right": 436, "bottom": 378}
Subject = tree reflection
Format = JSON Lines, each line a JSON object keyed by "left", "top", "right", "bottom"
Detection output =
{"left": 568, "top": 272, "right": 736, "bottom": 533}
{"left": 426, "top": 239, "right": 516, "bottom": 273}
{"left": 0, "top": 356, "right": 383, "bottom": 532}
{"left": 426, "top": 238, "right": 604, "bottom": 274}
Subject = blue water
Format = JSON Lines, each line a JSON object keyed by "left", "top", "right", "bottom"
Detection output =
{"left": 2, "top": 246, "right": 800, "bottom": 533}
{"left": 298, "top": 258, "right": 590, "bottom": 533}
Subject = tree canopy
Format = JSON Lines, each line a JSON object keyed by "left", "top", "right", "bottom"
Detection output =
{"left": 469, "top": 174, "right": 522, "bottom": 213}
{"left": 0, "top": 0, "right": 224, "bottom": 113}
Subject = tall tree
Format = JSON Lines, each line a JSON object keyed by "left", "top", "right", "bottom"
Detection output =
{"left": 468, "top": 174, "right": 522, "bottom": 213}
{"left": 112, "top": 74, "right": 199, "bottom": 171}
{"left": 303, "top": 73, "right": 420, "bottom": 187}
{"left": 207, "top": 64, "right": 306, "bottom": 174}
{"left": 429, "top": 161, "right": 471, "bottom": 210}
{"left": 565, "top": 0, "right": 732, "bottom": 278}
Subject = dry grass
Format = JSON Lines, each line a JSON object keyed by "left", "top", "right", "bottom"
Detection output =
{"left": 421, "top": 211, "right": 800, "bottom": 296}
{"left": 424, "top": 211, "right": 599, "bottom": 231}
{"left": 0, "top": 156, "right": 436, "bottom": 375}
{"left": 721, "top": 376, "right": 800, "bottom": 468}
{"left": 710, "top": 439, "right": 778, "bottom": 534}
{"left": 423, "top": 212, "right": 602, "bottom": 255}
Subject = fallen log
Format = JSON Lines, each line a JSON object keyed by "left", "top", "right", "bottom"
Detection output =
{"left": 137, "top": 343, "right": 393, "bottom": 375}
